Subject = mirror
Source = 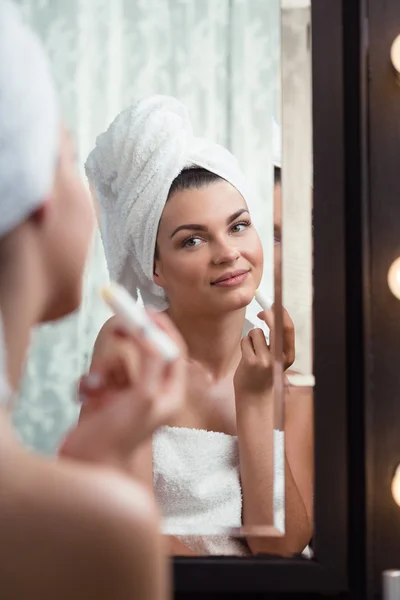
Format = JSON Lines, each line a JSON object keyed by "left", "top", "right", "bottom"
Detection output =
{"left": 12, "top": 0, "right": 313, "bottom": 558}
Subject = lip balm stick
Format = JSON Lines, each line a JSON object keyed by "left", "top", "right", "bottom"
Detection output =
{"left": 254, "top": 289, "right": 273, "bottom": 312}
{"left": 101, "top": 283, "right": 179, "bottom": 362}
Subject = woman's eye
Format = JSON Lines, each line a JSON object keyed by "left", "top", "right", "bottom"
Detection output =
{"left": 182, "top": 237, "right": 202, "bottom": 248}
{"left": 231, "top": 221, "right": 250, "bottom": 233}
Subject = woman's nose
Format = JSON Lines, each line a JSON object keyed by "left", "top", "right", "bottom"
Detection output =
{"left": 211, "top": 239, "right": 240, "bottom": 265}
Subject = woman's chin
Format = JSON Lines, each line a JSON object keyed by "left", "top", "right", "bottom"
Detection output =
{"left": 216, "top": 288, "right": 256, "bottom": 312}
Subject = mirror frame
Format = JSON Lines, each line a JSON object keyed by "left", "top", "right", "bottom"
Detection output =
{"left": 173, "top": 0, "right": 367, "bottom": 595}
{"left": 367, "top": 0, "right": 400, "bottom": 595}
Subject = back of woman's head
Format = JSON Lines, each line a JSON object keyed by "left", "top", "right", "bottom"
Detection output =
{"left": 0, "top": 1, "right": 93, "bottom": 322}
{"left": 0, "top": 0, "right": 59, "bottom": 237}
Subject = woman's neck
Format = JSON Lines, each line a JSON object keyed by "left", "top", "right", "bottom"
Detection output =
{"left": 166, "top": 305, "right": 246, "bottom": 379}
{"left": 0, "top": 405, "right": 18, "bottom": 447}
{"left": 0, "top": 286, "right": 36, "bottom": 397}
{"left": 0, "top": 288, "right": 37, "bottom": 448}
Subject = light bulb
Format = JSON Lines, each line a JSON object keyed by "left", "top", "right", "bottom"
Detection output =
{"left": 391, "top": 465, "right": 400, "bottom": 507}
{"left": 387, "top": 258, "right": 400, "bottom": 300}
{"left": 391, "top": 34, "right": 400, "bottom": 76}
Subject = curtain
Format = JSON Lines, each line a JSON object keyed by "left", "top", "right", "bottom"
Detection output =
{"left": 12, "top": 0, "right": 280, "bottom": 455}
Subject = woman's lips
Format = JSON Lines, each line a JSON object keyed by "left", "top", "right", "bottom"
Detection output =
{"left": 211, "top": 270, "right": 250, "bottom": 287}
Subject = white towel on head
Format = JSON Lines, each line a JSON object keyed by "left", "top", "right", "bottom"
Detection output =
{"left": 0, "top": 0, "right": 59, "bottom": 404}
{"left": 85, "top": 95, "right": 252, "bottom": 311}
{"left": 0, "top": 0, "right": 59, "bottom": 239}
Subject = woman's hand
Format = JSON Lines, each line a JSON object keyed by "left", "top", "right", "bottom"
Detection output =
{"left": 257, "top": 304, "right": 295, "bottom": 371}
{"left": 233, "top": 305, "right": 295, "bottom": 401}
{"left": 233, "top": 327, "right": 273, "bottom": 398}
{"left": 59, "top": 311, "right": 187, "bottom": 471}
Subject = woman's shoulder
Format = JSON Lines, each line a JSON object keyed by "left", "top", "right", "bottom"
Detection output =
{"left": 91, "top": 315, "right": 119, "bottom": 363}
{"left": 94, "top": 315, "right": 118, "bottom": 346}
{"left": 31, "top": 455, "right": 158, "bottom": 535}
{"left": 1, "top": 453, "right": 160, "bottom": 599}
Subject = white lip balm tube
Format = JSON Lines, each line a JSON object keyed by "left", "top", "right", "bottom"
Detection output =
{"left": 101, "top": 283, "right": 180, "bottom": 362}
{"left": 254, "top": 289, "right": 273, "bottom": 312}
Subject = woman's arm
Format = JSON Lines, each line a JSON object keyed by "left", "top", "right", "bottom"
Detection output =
{"left": 284, "top": 382, "right": 314, "bottom": 532}
{"left": 236, "top": 392, "right": 312, "bottom": 556}
{"left": 234, "top": 318, "right": 313, "bottom": 557}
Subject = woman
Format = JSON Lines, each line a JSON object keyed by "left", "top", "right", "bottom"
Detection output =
{"left": 0, "top": 4, "right": 187, "bottom": 599}
{"left": 62, "top": 96, "right": 313, "bottom": 556}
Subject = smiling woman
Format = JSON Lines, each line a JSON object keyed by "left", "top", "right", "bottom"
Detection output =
{"left": 59, "top": 94, "right": 313, "bottom": 559}
{"left": 154, "top": 171, "right": 263, "bottom": 316}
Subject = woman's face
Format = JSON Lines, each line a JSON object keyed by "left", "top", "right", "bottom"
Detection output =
{"left": 40, "top": 126, "right": 95, "bottom": 321}
{"left": 154, "top": 180, "right": 263, "bottom": 316}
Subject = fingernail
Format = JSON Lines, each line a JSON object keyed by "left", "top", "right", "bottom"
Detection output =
{"left": 83, "top": 372, "right": 103, "bottom": 389}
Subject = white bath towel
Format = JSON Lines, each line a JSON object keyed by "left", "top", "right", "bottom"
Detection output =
{"left": 0, "top": 0, "right": 59, "bottom": 405}
{"left": 85, "top": 95, "right": 257, "bottom": 312}
{"left": 152, "top": 426, "right": 285, "bottom": 556}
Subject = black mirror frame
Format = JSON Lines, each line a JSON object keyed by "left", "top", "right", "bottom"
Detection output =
{"left": 173, "top": 0, "right": 370, "bottom": 597}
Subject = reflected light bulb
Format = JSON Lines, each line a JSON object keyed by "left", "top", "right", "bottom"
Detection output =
{"left": 391, "top": 465, "right": 400, "bottom": 507}
{"left": 387, "top": 258, "right": 400, "bottom": 300}
{"left": 391, "top": 34, "right": 400, "bottom": 76}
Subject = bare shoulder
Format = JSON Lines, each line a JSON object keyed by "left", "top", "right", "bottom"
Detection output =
{"left": 97, "top": 314, "right": 118, "bottom": 336}
{"left": 93, "top": 315, "right": 118, "bottom": 355}
{"left": 1, "top": 454, "right": 166, "bottom": 600}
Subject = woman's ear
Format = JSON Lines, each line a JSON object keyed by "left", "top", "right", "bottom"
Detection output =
{"left": 153, "top": 259, "right": 165, "bottom": 288}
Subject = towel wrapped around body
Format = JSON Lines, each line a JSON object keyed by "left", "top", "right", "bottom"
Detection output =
{"left": 153, "top": 426, "right": 285, "bottom": 556}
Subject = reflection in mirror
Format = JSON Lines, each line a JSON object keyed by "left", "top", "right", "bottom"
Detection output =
{"left": 11, "top": 0, "right": 313, "bottom": 559}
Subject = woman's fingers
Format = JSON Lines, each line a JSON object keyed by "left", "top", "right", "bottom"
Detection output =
{"left": 79, "top": 322, "right": 161, "bottom": 402}
{"left": 77, "top": 310, "right": 188, "bottom": 444}
{"left": 282, "top": 307, "right": 295, "bottom": 368}
{"left": 79, "top": 333, "right": 140, "bottom": 395}
{"left": 248, "top": 328, "right": 270, "bottom": 358}
{"left": 256, "top": 305, "right": 295, "bottom": 370}
{"left": 257, "top": 309, "right": 274, "bottom": 330}
{"left": 111, "top": 325, "right": 165, "bottom": 400}
{"left": 240, "top": 335, "right": 256, "bottom": 361}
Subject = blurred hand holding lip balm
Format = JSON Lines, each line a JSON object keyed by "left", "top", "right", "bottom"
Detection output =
{"left": 101, "top": 283, "right": 180, "bottom": 362}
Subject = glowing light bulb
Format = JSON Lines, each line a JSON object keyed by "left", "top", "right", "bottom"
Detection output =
{"left": 387, "top": 258, "right": 400, "bottom": 300}
{"left": 391, "top": 465, "right": 400, "bottom": 507}
{"left": 391, "top": 35, "right": 400, "bottom": 77}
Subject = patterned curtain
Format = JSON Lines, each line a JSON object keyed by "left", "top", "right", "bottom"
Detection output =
{"left": 12, "top": 0, "right": 280, "bottom": 454}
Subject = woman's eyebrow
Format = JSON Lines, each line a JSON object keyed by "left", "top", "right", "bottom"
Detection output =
{"left": 169, "top": 208, "right": 249, "bottom": 239}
